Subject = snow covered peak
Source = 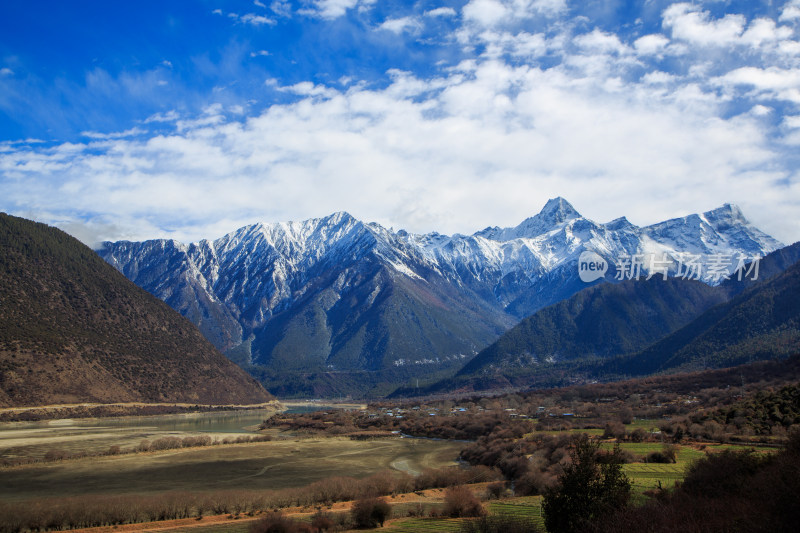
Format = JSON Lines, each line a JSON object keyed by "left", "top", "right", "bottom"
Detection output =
{"left": 603, "top": 216, "right": 638, "bottom": 232}
{"left": 641, "top": 203, "right": 782, "bottom": 256}
{"left": 538, "top": 197, "right": 582, "bottom": 223}
{"left": 702, "top": 203, "right": 746, "bottom": 225}
{"left": 477, "top": 197, "right": 583, "bottom": 241}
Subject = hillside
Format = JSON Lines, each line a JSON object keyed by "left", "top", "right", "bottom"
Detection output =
{"left": 457, "top": 277, "right": 726, "bottom": 376}
{"left": 0, "top": 213, "right": 273, "bottom": 407}
{"left": 613, "top": 257, "right": 800, "bottom": 376}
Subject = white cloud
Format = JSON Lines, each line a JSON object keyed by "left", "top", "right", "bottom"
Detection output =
{"left": 379, "top": 16, "right": 421, "bottom": 34}
{"left": 3, "top": 47, "right": 797, "bottom": 244}
{"left": 662, "top": 3, "right": 798, "bottom": 54}
{"left": 271, "top": 0, "right": 292, "bottom": 17}
{"left": 663, "top": 3, "right": 746, "bottom": 46}
{"left": 463, "top": 0, "right": 509, "bottom": 27}
{"left": 250, "top": 50, "right": 271, "bottom": 57}
{"left": 750, "top": 104, "right": 772, "bottom": 116}
{"left": 254, "top": 0, "right": 266, "bottom": 7}
{"left": 239, "top": 13, "right": 276, "bottom": 25}
{"left": 302, "top": 0, "right": 362, "bottom": 20}
{"left": 641, "top": 70, "right": 676, "bottom": 85}
{"left": 575, "top": 29, "right": 631, "bottom": 56}
{"left": 424, "top": 7, "right": 457, "bottom": 18}
{"left": 278, "top": 81, "right": 339, "bottom": 98}
{"left": 462, "top": 0, "right": 566, "bottom": 29}
{"left": 634, "top": 34, "right": 670, "bottom": 56}
{"left": 144, "top": 110, "right": 180, "bottom": 123}
{"left": 717, "top": 67, "right": 800, "bottom": 103}
{"left": 780, "top": 1, "right": 800, "bottom": 22}
{"left": 2, "top": 0, "right": 799, "bottom": 247}
{"left": 81, "top": 127, "right": 145, "bottom": 140}
{"left": 784, "top": 115, "right": 800, "bottom": 128}
{"left": 741, "top": 18, "right": 793, "bottom": 47}
{"left": 0, "top": 67, "right": 13, "bottom": 76}
{"left": 478, "top": 31, "right": 548, "bottom": 59}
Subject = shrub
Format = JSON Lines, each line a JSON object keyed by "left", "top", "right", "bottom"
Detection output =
{"left": 486, "top": 481, "right": 506, "bottom": 500}
{"left": 351, "top": 497, "right": 392, "bottom": 528}
{"left": 602, "top": 421, "right": 626, "bottom": 440}
{"left": 644, "top": 445, "right": 677, "bottom": 464}
{"left": 514, "top": 469, "right": 557, "bottom": 496}
{"left": 43, "top": 449, "right": 70, "bottom": 461}
{"left": 311, "top": 511, "right": 334, "bottom": 532}
{"left": 249, "top": 512, "right": 310, "bottom": 533}
{"left": 443, "top": 486, "right": 485, "bottom": 518}
{"left": 628, "top": 428, "right": 648, "bottom": 443}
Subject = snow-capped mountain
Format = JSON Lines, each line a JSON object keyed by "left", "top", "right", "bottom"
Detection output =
{"left": 98, "top": 198, "right": 783, "bottom": 395}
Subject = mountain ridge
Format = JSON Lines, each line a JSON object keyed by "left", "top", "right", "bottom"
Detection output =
{"left": 98, "top": 199, "right": 784, "bottom": 397}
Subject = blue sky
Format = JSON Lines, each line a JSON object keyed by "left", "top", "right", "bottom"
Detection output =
{"left": 1, "top": 0, "right": 799, "bottom": 245}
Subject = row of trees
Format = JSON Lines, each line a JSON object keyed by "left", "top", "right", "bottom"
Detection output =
{"left": 0, "top": 465, "right": 500, "bottom": 532}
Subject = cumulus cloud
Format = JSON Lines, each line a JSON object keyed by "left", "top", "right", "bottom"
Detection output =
{"left": 662, "top": 3, "right": 746, "bottom": 46}
{"left": 462, "top": 0, "right": 566, "bottom": 29}
{"left": 378, "top": 16, "right": 420, "bottom": 34}
{"left": 301, "top": 0, "right": 372, "bottom": 20}
{"left": 780, "top": 1, "right": 800, "bottom": 22}
{"left": 1, "top": 0, "right": 799, "bottom": 246}
{"left": 3, "top": 43, "right": 797, "bottom": 244}
{"left": 634, "top": 34, "right": 670, "bottom": 56}
{"left": 662, "top": 3, "right": 796, "bottom": 52}
{"left": 717, "top": 67, "right": 800, "bottom": 103}
{"left": 425, "top": 7, "right": 457, "bottom": 18}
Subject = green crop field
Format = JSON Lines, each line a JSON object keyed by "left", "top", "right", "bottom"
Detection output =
{"left": 488, "top": 498, "right": 545, "bottom": 528}
{"left": 625, "top": 419, "right": 662, "bottom": 431}
{"left": 386, "top": 517, "right": 466, "bottom": 532}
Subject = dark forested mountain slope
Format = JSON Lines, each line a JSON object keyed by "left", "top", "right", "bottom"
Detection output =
{"left": 613, "top": 258, "right": 800, "bottom": 376}
{"left": 457, "top": 277, "right": 727, "bottom": 376}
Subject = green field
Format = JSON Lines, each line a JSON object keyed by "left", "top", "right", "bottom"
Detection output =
{"left": 387, "top": 518, "right": 466, "bottom": 532}
{"left": 386, "top": 496, "right": 544, "bottom": 533}
{"left": 488, "top": 497, "right": 544, "bottom": 528}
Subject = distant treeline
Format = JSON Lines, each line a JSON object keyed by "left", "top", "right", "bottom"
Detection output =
{"left": 0, "top": 402, "right": 278, "bottom": 422}
{"left": 1, "top": 434, "right": 273, "bottom": 468}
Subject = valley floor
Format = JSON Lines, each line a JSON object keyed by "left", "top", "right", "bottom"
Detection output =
{"left": 0, "top": 436, "right": 462, "bottom": 502}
